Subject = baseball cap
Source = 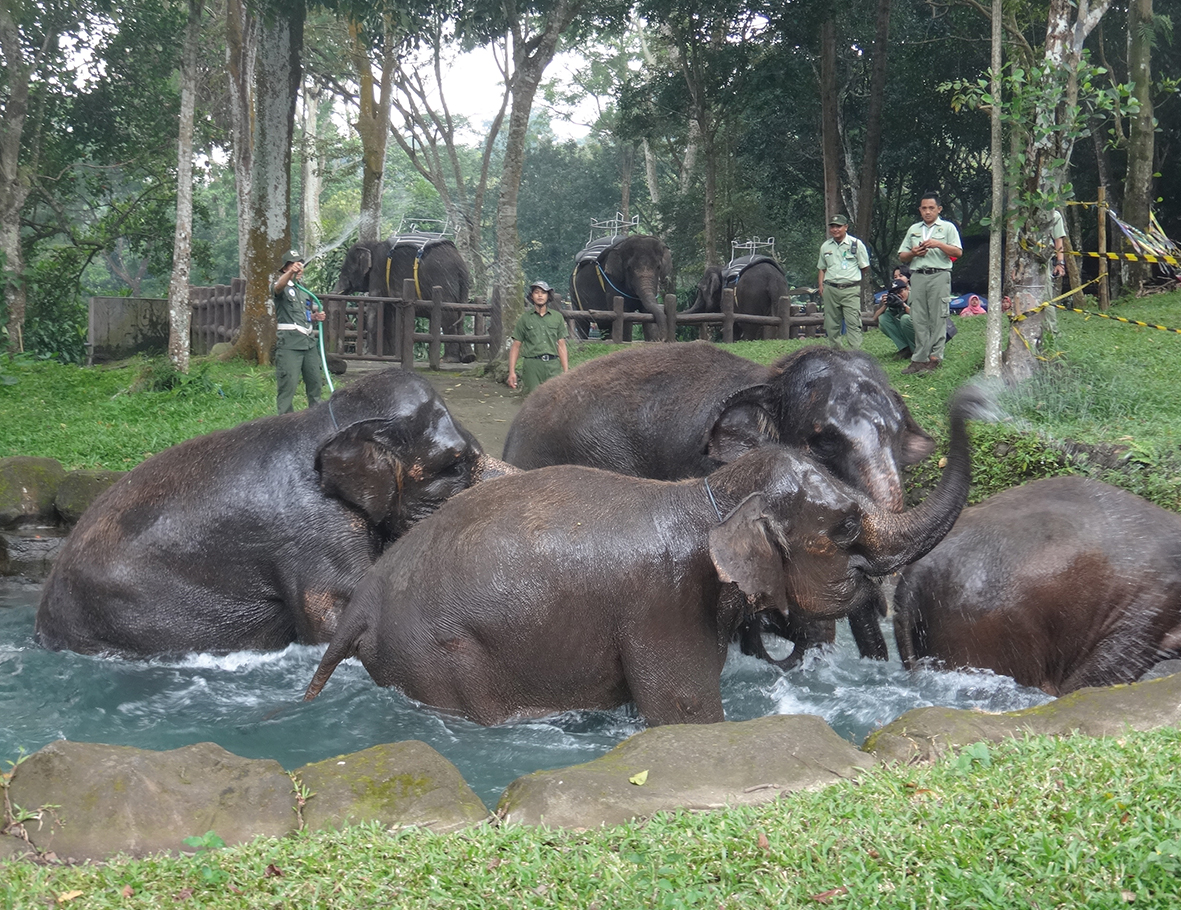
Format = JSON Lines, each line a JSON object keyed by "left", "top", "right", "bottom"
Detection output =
{"left": 281, "top": 249, "right": 303, "bottom": 268}
{"left": 828, "top": 215, "right": 849, "bottom": 226}
{"left": 529, "top": 280, "right": 553, "bottom": 293}
{"left": 890, "top": 279, "right": 909, "bottom": 292}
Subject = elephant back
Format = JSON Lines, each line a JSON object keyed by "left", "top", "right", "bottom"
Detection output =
{"left": 574, "top": 234, "right": 628, "bottom": 265}
{"left": 723, "top": 255, "right": 783, "bottom": 285}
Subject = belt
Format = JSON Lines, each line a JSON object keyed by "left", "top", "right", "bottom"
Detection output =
{"left": 912, "top": 268, "right": 949, "bottom": 275}
{"left": 528, "top": 354, "right": 557, "bottom": 361}
{"left": 277, "top": 323, "right": 314, "bottom": 336}
{"left": 824, "top": 281, "right": 860, "bottom": 289}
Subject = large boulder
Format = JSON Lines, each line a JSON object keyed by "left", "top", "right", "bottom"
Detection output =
{"left": 294, "top": 741, "right": 489, "bottom": 834}
{"left": 496, "top": 714, "right": 876, "bottom": 829}
{"left": 7, "top": 741, "right": 297, "bottom": 862}
{"left": 864, "top": 670, "right": 1181, "bottom": 763}
{"left": 0, "top": 457, "right": 66, "bottom": 529}
{"left": 0, "top": 529, "right": 68, "bottom": 578}
{"left": 53, "top": 468, "right": 124, "bottom": 525}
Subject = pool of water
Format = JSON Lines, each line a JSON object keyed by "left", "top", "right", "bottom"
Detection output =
{"left": 0, "top": 578, "right": 1052, "bottom": 808}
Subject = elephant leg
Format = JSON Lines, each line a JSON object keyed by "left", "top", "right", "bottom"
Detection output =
{"left": 847, "top": 584, "right": 889, "bottom": 661}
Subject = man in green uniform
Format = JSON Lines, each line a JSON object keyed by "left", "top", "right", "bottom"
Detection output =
{"left": 898, "top": 193, "right": 962, "bottom": 373}
{"left": 873, "top": 278, "right": 915, "bottom": 359}
{"left": 817, "top": 214, "right": 871, "bottom": 348}
{"left": 273, "top": 250, "right": 325, "bottom": 413}
{"left": 507, "top": 280, "right": 569, "bottom": 394}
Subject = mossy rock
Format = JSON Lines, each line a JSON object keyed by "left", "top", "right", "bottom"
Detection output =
{"left": 54, "top": 469, "right": 124, "bottom": 525}
{"left": 0, "top": 457, "right": 67, "bottom": 529}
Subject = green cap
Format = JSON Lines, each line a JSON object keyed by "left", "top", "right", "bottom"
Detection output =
{"left": 827, "top": 215, "right": 849, "bottom": 226}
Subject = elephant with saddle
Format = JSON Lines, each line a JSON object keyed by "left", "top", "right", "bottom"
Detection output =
{"left": 502, "top": 341, "right": 937, "bottom": 668}
{"left": 685, "top": 255, "right": 791, "bottom": 341}
{"left": 569, "top": 233, "right": 673, "bottom": 342}
{"left": 893, "top": 476, "right": 1181, "bottom": 695}
{"left": 304, "top": 387, "right": 982, "bottom": 726}
{"left": 35, "top": 368, "right": 508, "bottom": 657}
{"left": 333, "top": 234, "right": 475, "bottom": 362}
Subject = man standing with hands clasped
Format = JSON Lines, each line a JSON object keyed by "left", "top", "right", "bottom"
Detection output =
{"left": 817, "top": 214, "right": 871, "bottom": 348}
{"left": 898, "top": 193, "right": 962, "bottom": 373}
{"left": 507, "top": 280, "right": 569, "bottom": 394}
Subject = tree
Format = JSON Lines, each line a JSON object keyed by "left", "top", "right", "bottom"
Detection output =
{"left": 1122, "top": 0, "right": 1155, "bottom": 292}
{"left": 167, "top": 0, "right": 208, "bottom": 373}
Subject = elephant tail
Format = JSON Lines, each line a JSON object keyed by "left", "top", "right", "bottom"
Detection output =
{"left": 303, "top": 630, "right": 360, "bottom": 701}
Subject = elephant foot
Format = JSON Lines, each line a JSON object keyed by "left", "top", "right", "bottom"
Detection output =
{"left": 460, "top": 354, "right": 477, "bottom": 364}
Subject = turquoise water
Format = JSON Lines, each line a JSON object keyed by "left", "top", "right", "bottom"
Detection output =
{"left": 0, "top": 579, "right": 1051, "bottom": 808}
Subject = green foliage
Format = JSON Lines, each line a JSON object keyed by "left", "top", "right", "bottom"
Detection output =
{"left": 182, "top": 830, "right": 229, "bottom": 886}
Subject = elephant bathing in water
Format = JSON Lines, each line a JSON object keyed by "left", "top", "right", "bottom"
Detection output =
{"left": 36, "top": 369, "right": 509, "bottom": 658}
{"left": 685, "top": 258, "right": 791, "bottom": 341}
{"left": 334, "top": 237, "right": 474, "bottom": 362}
{"left": 893, "top": 476, "right": 1181, "bottom": 696}
{"left": 304, "top": 387, "right": 982, "bottom": 726}
{"left": 569, "top": 234, "right": 673, "bottom": 341}
{"left": 501, "top": 341, "right": 937, "bottom": 668}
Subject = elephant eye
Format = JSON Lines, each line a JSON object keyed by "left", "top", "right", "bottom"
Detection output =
{"left": 831, "top": 514, "right": 861, "bottom": 548}
{"left": 808, "top": 429, "right": 845, "bottom": 462}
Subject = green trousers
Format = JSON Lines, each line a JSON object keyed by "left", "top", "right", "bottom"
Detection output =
{"left": 519, "top": 357, "right": 562, "bottom": 394}
{"left": 822, "top": 284, "right": 864, "bottom": 348}
{"left": 276, "top": 337, "right": 322, "bottom": 414}
{"left": 878, "top": 309, "right": 915, "bottom": 353}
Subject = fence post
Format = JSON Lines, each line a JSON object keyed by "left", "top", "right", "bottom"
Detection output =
{"left": 429, "top": 285, "right": 443, "bottom": 371}
{"left": 611, "top": 296, "right": 626, "bottom": 343}
{"left": 664, "top": 293, "right": 677, "bottom": 343}
{"left": 721, "top": 287, "right": 736, "bottom": 344}
{"left": 775, "top": 296, "right": 792, "bottom": 340}
{"left": 400, "top": 278, "right": 417, "bottom": 369}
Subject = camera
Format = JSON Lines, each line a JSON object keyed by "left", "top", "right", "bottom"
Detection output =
{"left": 885, "top": 291, "right": 906, "bottom": 313}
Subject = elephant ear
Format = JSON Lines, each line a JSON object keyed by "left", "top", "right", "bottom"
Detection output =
{"left": 316, "top": 419, "right": 411, "bottom": 529}
{"left": 706, "top": 385, "right": 780, "bottom": 464}
{"left": 708, "top": 493, "right": 790, "bottom": 616}
{"left": 894, "top": 389, "right": 936, "bottom": 465}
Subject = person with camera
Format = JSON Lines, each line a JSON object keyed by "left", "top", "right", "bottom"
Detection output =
{"left": 873, "top": 278, "right": 915, "bottom": 360}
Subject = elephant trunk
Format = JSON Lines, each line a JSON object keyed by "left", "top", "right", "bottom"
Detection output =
{"left": 858, "top": 385, "right": 988, "bottom": 575}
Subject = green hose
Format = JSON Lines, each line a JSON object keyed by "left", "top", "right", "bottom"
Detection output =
{"left": 294, "top": 280, "right": 335, "bottom": 395}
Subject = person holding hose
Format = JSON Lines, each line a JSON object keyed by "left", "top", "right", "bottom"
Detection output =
{"left": 273, "top": 250, "right": 325, "bottom": 414}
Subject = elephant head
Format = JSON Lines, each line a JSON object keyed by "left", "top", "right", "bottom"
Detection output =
{"left": 708, "top": 347, "right": 935, "bottom": 512}
{"left": 333, "top": 241, "right": 386, "bottom": 295}
{"left": 602, "top": 234, "right": 673, "bottom": 336}
{"left": 686, "top": 266, "right": 724, "bottom": 314}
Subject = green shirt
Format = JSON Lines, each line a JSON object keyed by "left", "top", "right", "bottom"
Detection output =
{"left": 898, "top": 218, "right": 962, "bottom": 271}
{"left": 512, "top": 307, "right": 567, "bottom": 358}
{"left": 273, "top": 279, "right": 317, "bottom": 350}
{"left": 817, "top": 235, "right": 870, "bottom": 283}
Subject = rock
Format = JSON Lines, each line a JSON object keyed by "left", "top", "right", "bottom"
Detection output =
{"left": 8, "top": 741, "right": 297, "bottom": 861}
{"left": 0, "top": 457, "right": 66, "bottom": 529}
{"left": 0, "top": 833, "right": 35, "bottom": 862}
{"left": 53, "top": 469, "right": 123, "bottom": 525}
{"left": 295, "top": 741, "right": 489, "bottom": 834}
{"left": 864, "top": 671, "right": 1181, "bottom": 763}
{"left": 496, "top": 714, "right": 876, "bottom": 829}
{"left": 0, "top": 528, "right": 68, "bottom": 578}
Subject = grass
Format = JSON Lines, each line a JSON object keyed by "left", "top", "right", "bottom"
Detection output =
{"left": 3, "top": 729, "right": 1180, "bottom": 907}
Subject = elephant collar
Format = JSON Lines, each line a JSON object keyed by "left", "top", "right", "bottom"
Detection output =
{"left": 703, "top": 477, "right": 725, "bottom": 522}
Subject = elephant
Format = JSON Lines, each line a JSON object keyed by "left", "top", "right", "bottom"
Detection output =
{"left": 501, "top": 341, "right": 936, "bottom": 667}
{"left": 35, "top": 368, "right": 509, "bottom": 658}
{"left": 333, "top": 235, "right": 474, "bottom": 362}
{"left": 892, "top": 476, "right": 1181, "bottom": 696}
{"left": 303, "top": 386, "right": 982, "bottom": 726}
{"left": 685, "top": 257, "right": 791, "bottom": 341}
{"left": 569, "top": 234, "right": 673, "bottom": 342}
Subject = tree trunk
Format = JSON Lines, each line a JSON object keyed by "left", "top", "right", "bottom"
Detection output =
{"left": 233, "top": 6, "right": 304, "bottom": 366}
{"left": 1122, "top": 0, "right": 1154, "bottom": 292}
{"left": 854, "top": 0, "right": 891, "bottom": 250}
{"left": 167, "top": 0, "right": 205, "bottom": 373}
{"left": 1002, "top": 0, "right": 1112, "bottom": 383}
{"left": 0, "top": 5, "right": 37, "bottom": 352}
{"left": 819, "top": 15, "right": 841, "bottom": 222}
{"left": 226, "top": 0, "right": 257, "bottom": 279}
{"left": 300, "top": 77, "right": 323, "bottom": 256}
{"left": 983, "top": 0, "right": 1005, "bottom": 378}
{"left": 349, "top": 18, "right": 394, "bottom": 243}
{"left": 492, "top": 0, "right": 582, "bottom": 359}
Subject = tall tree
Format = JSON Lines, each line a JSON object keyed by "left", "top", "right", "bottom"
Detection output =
{"left": 1123, "top": 0, "right": 1155, "bottom": 291}
{"left": 232, "top": 1, "right": 305, "bottom": 365}
{"left": 346, "top": 13, "right": 397, "bottom": 242}
{"left": 167, "top": 0, "right": 208, "bottom": 373}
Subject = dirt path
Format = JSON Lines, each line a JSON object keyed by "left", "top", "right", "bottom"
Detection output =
{"left": 337, "top": 363, "right": 524, "bottom": 457}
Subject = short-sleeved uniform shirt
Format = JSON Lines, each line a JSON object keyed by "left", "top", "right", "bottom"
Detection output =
{"left": 273, "top": 279, "right": 316, "bottom": 351}
{"left": 897, "top": 218, "right": 962, "bottom": 271}
{"left": 512, "top": 307, "right": 567, "bottom": 356}
{"left": 817, "top": 236, "right": 870, "bottom": 283}
{"left": 1051, "top": 210, "right": 1067, "bottom": 241}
